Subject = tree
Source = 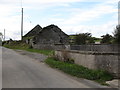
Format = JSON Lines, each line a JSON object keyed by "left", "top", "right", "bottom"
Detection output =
{"left": 101, "top": 34, "right": 113, "bottom": 44}
{"left": 113, "top": 25, "right": 120, "bottom": 44}
{"left": 75, "top": 33, "right": 94, "bottom": 45}
{"left": 0, "top": 32, "right": 3, "bottom": 41}
{"left": 0, "top": 32, "right": 3, "bottom": 45}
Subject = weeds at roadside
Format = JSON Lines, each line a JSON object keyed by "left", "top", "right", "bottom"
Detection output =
{"left": 3, "top": 42, "right": 53, "bottom": 56}
{"left": 45, "top": 57, "right": 113, "bottom": 85}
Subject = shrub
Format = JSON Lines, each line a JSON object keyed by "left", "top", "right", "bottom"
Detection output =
{"left": 113, "top": 25, "right": 120, "bottom": 44}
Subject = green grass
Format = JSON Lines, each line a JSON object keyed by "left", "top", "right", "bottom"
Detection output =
{"left": 3, "top": 43, "right": 53, "bottom": 56}
{"left": 45, "top": 57, "right": 113, "bottom": 85}
{"left": 25, "top": 48, "right": 53, "bottom": 56}
{"left": 94, "top": 39, "right": 101, "bottom": 42}
{"left": 3, "top": 44, "right": 28, "bottom": 49}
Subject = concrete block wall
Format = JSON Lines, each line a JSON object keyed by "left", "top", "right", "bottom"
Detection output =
{"left": 70, "top": 44, "right": 119, "bottom": 53}
{"left": 55, "top": 50, "right": 119, "bottom": 78}
{"left": 32, "top": 44, "right": 66, "bottom": 50}
{"left": 95, "top": 55, "right": 119, "bottom": 77}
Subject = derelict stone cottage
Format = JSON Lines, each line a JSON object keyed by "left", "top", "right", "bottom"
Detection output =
{"left": 23, "top": 24, "right": 42, "bottom": 44}
{"left": 24, "top": 24, "right": 69, "bottom": 50}
{"left": 24, "top": 24, "right": 42, "bottom": 37}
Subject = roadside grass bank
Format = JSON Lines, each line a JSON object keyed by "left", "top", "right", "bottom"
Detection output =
{"left": 45, "top": 57, "right": 114, "bottom": 85}
{"left": 3, "top": 43, "right": 53, "bottom": 56}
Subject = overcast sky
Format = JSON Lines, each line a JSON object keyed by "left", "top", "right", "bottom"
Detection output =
{"left": 0, "top": 0, "right": 119, "bottom": 40}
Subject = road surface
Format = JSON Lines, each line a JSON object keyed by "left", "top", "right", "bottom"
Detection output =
{"left": 2, "top": 47, "right": 109, "bottom": 88}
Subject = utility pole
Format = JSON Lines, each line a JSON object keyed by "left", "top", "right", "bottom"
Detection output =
{"left": 21, "top": 8, "right": 23, "bottom": 40}
{"left": 4, "top": 29, "right": 5, "bottom": 41}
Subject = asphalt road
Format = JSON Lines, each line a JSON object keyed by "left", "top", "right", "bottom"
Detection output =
{"left": 2, "top": 47, "right": 109, "bottom": 88}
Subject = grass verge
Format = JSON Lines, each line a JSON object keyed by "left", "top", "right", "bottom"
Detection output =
{"left": 25, "top": 48, "right": 53, "bottom": 56}
{"left": 45, "top": 57, "right": 113, "bottom": 85}
{"left": 3, "top": 43, "right": 53, "bottom": 56}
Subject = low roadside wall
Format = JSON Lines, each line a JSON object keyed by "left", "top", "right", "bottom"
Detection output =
{"left": 70, "top": 44, "right": 119, "bottom": 53}
{"left": 55, "top": 50, "right": 119, "bottom": 78}
{"left": 33, "top": 44, "right": 67, "bottom": 50}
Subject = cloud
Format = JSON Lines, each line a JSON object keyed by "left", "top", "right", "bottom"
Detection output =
{"left": 60, "top": 2, "right": 117, "bottom": 25}
{"left": 61, "top": 20, "right": 117, "bottom": 37}
{"left": 0, "top": 0, "right": 119, "bottom": 40}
